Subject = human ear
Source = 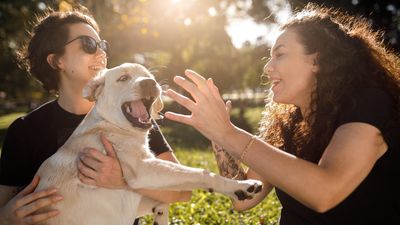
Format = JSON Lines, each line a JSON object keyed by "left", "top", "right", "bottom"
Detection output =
{"left": 46, "top": 54, "right": 63, "bottom": 70}
{"left": 310, "top": 54, "right": 319, "bottom": 73}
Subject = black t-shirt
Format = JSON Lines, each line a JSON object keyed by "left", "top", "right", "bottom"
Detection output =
{"left": 276, "top": 88, "right": 400, "bottom": 225}
{"left": 0, "top": 100, "right": 172, "bottom": 186}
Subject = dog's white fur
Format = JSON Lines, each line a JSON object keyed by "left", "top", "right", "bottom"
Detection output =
{"left": 34, "top": 63, "right": 262, "bottom": 225}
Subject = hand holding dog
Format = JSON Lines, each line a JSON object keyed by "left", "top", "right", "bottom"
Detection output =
{"left": 0, "top": 176, "right": 62, "bottom": 225}
{"left": 78, "top": 133, "right": 127, "bottom": 189}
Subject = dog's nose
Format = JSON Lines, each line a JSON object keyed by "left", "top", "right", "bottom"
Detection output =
{"left": 140, "top": 78, "right": 158, "bottom": 96}
{"left": 140, "top": 78, "right": 156, "bottom": 89}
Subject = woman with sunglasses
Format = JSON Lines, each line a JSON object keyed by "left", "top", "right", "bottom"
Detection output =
{"left": 0, "top": 8, "right": 191, "bottom": 225}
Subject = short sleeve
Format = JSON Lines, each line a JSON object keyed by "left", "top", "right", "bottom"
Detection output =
{"left": 0, "top": 118, "right": 32, "bottom": 186}
{"left": 338, "top": 88, "right": 393, "bottom": 133}
{"left": 148, "top": 120, "right": 172, "bottom": 156}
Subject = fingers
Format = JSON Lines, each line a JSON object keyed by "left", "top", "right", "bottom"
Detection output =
{"left": 23, "top": 210, "right": 60, "bottom": 224}
{"left": 164, "top": 89, "right": 196, "bottom": 112}
{"left": 82, "top": 148, "right": 107, "bottom": 163}
{"left": 15, "top": 187, "right": 58, "bottom": 209}
{"left": 79, "top": 154, "right": 102, "bottom": 171}
{"left": 18, "top": 175, "right": 40, "bottom": 197}
{"left": 77, "top": 160, "right": 98, "bottom": 180}
{"left": 207, "top": 78, "right": 222, "bottom": 101}
{"left": 173, "top": 76, "right": 203, "bottom": 103}
{"left": 100, "top": 133, "right": 116, "bottom": 158}
{"left": 207, "top": 78, "right": 226, "bottom": 106}
{"left": 17, "top": 194, "right": 62, "bottom": 218}
{"left": 164, "top": 112, "right": 193, "bottom": 126}
{"left": 77, "top": 171, "right": 97, "bottom": 186}
{"left": 184, "top": 69, "right": 207, "bottom": 88}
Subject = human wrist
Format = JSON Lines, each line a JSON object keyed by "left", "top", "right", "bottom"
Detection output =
{"left": 215, "top": 124, "right": 240, "bottom": 151}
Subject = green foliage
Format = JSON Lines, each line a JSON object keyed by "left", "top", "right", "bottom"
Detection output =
{"left": 141, "top": 148, "right": 281, "bottom": 225}
{"left": 0, "top": 0, "right": 273, "bottom": 106}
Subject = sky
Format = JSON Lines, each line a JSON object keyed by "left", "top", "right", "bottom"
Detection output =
{"left": 225, "top": 0, "right": 292, "bottom": 48}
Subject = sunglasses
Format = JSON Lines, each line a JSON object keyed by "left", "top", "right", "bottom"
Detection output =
{"left": 63, "top": 35, "right": 109, "bottom": 56}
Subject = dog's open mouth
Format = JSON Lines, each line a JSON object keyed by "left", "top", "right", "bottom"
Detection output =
{"left": 122, "top": 97, "right": 154, "bottom": 129}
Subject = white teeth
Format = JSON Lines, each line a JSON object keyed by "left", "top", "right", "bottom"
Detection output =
{"left": 139, "top": 118, "right": 150, "bottom": 123}
{"left": 271, "top": 80, "right": 281, "bottom": 85}
{"left": 126, "top": 106, "right": 131, "bottom": 113}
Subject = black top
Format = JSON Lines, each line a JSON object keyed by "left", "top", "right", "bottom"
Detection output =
{"left": 0, "top": 100, "right": 172, "bottom": 186}
{"left": 276, "top": 88, "right": 400, "bottom": 225}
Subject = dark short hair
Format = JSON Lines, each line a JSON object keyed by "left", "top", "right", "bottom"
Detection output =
{"left": 17, "top": 7, "right": 99, "bottom": 92}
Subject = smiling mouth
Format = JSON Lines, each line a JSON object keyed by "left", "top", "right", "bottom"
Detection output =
{"left": 122, "top": 97, "right": 155, "bottom": 130}
{"left": 271, "top": 80, "right": 281, "bottom": 87}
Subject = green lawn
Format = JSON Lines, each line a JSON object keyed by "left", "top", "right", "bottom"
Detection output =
{"left": 152, "top": 148, "right": 281, "bottom": 225}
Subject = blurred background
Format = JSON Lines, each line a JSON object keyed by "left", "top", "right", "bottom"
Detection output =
{"left": 1, "top": 0, "right": 399, "bottom": 147}
{"left": 1, "top": 1, "right": 399, "bottom": 224}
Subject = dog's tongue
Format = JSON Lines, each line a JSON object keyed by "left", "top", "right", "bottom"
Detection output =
{"left": 129, "top": 100, "right": 149, "bottom": 120}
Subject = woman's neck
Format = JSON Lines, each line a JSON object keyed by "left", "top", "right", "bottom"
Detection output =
{"left": 57, "top": 85, "right": 94, "bottom": 115}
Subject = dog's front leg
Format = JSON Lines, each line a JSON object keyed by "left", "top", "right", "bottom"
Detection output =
{"left": 136, "top": 197, "right": 168, "bottom": 225}
{"left": 124, "top": 158, "right": 262, "bottom": 201}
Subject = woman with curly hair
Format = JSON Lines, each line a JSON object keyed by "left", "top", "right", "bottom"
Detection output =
{"left": 165, "top": 3, "right": 400, "bottom": 225}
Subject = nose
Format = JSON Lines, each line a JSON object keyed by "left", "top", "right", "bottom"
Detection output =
{"left": 140, "top": 78, "right": 158, "bottom": 97}
{"left": 263, "top": 59, "right": 274, "bottom": 76}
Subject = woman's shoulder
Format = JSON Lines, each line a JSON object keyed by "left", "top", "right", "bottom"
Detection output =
{"left": 8, "top": 100, "right": 57, "bottom": 130}
{"left": 339, "top": 87, "right": 396, "bottom": 131}
{"left": 347, "top": 87, "right": 392, "bottom": 102}
{"left": 341, "top": 87, "right": 394, "bottom": 111}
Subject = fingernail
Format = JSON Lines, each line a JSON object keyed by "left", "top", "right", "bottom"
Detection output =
{"left": 54, "top": 196, "right": 63, "bottom": 201}
{"left": 174, "top": 76, "right": 184, "bottom": 81}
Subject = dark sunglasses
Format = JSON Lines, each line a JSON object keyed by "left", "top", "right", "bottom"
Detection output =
{"left": 64, "top": 35, "right": 109, "bottom": 56}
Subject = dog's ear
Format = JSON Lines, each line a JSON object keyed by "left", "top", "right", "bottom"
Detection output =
{"left": 82, "top": 71, "right": 106, "bottom": 102}
{"left": 151, "top": 96, "right": 164, "bottom": 119}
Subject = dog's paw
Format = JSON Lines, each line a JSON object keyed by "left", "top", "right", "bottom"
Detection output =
{"left": 232, "top": 179, "right": 263, "bottom": 201}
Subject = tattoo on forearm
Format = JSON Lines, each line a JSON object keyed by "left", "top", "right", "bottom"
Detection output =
{"left": 212, "top": 142, "right": 246, "bottom": 180}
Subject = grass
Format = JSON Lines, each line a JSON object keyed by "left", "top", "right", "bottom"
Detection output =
{"left": 141, "top": 148, "right": 281, "bottom": 225}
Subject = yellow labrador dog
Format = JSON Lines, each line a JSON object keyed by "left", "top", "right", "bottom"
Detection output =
{"left": 34, "top": 63, "right": 262, "bottom": 225}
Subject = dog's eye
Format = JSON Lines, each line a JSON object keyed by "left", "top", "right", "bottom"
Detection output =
{"left": 117, "top": 74, "right": 131, "bottom": 82}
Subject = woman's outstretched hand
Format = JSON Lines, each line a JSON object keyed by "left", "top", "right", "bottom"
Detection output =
{"left": 164, "top": 69, "right": 236, "bottom": 144}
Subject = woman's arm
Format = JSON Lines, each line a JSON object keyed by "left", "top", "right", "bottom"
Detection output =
{"left": 0, "top": 176, "right": 63, "bottom": 225}
{"left": 223, "top": 123, "right": 385, "bottom": 212}
{"left": 164, "top": 70, "right": 387, "bottom": 213}
{"left": 211, "top": 142, "right": 272, "bottom": 211}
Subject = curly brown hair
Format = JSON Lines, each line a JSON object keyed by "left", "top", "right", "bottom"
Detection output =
{"left": 17, "top": 6, "right": 99, "bottom": 92}
{"left": 259, "top": 3, "right": 400, "bottom": 163}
